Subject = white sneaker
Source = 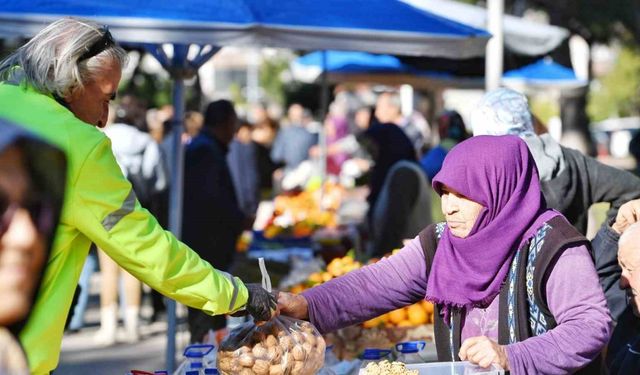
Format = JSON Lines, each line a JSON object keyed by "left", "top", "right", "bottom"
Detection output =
{"left": 94, "top": 304, "right": 117, "bottom": 346}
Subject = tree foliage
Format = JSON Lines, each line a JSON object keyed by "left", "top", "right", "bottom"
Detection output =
{"left": 588, "top": 45, "right": 640, "bottom": 122}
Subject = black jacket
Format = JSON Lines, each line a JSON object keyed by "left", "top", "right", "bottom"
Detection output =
{"left": 540, "top": 146, "right": 640, "bottom": 234}
{"left": 182, "top": 132, "right": 244, "bottom": 271}
{"left": 607, "top": 308, "right": 640, "bottom": 375}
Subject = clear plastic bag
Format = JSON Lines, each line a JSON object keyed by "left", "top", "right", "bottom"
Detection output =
{"left": 216, "top": 258, "right": 326, "bottom": 375}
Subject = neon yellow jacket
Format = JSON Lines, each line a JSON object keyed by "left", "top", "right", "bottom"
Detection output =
{"left": 0, "top": 82, "right": 249, "bottom": 374}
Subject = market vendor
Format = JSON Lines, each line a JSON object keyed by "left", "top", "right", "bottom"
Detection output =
{"left": 0, "top": 18, "right": 276, "bottom": 374}
{"left": 279, "top": 135, "right": 611, "bottom": 374}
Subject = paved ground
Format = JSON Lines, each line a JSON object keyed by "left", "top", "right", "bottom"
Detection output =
{"left": 55, "top": 279, "right": 191, "bottom": 374}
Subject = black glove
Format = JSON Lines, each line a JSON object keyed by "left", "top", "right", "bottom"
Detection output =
{"left": 246, "top": 283, "right": 277, "bottom": 322}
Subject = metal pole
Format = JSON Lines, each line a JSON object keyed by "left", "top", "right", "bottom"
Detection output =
{"left": 319, "top": 51, "right": 329, "bottom": 206}
{"left": 247, "top": 48, "right": 261, "bottom": 106}
{"left": 485, "top": 0, "right": 504, "bottom": 91}
{"left": 166, "top": 43, "right": 189, "bottom": 373}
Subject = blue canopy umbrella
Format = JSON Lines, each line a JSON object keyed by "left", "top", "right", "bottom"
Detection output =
{"left": 295, "top": 50, "right": 413, "bottom": 73}
{"left": 0, "top": 0, "right": 489, "bottom": 57}
{"left": 503, "top": 58, "right": 587, "bottom": 88}
{"left": 0, "top": 1, "right": 489, "bottom": 370}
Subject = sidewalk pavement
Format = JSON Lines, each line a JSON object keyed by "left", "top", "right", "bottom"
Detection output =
{"left": 55, "top": 279, "right": 190, "bottom": 374}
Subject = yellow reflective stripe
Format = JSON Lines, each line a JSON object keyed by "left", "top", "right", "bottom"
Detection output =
{"left": 221, "top": 271, "right": 240, "bottom": 311}
{"left": 101, "top": 188, "right": 136, "bottom": 231}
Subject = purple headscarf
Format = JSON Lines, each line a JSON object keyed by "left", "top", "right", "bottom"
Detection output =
{"left": 427, "top": 135, "right": 547, "bottom": 312}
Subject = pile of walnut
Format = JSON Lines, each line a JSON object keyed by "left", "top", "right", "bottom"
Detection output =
{"left": 364, "top": 360, "right": 418, "bottom": 375}
{"left": 217, "top": 318, "right": 325, "bottom": 375}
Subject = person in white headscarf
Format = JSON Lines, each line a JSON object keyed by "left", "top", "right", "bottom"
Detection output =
{"left": 471, "top": 88, "right": 640, "bottom": 234}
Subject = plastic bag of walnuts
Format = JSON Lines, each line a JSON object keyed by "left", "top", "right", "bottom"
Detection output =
{"left": 217, "top": 259, "right": 325, "bottom": 375}
{"left": 217, "top": 316, "right": 325, "bottom": 375}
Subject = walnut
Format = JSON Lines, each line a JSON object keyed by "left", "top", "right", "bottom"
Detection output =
{"left": 268, "top": 345, "right": 282, "bottom": 362}
{"left": 218, "top": 356, "right": 241, "bottom": 374}
{"left": 239, "top": 353, "right": 255, "bottom": 367}
{"left": 291, "top": 361, "right": 305, "bottom": 375}
{"left": 292, "top": 331, "right": 305, "bottom": 345}
{"left": 269, "top": 364, "right": 285, "bottom": 375}
{"left": 252, "top": 359, "right": 270, "bottom": 375}
{"left": 279, "top": 335, "right": 294, "bottom": 351}
{"left": 265, "top": 334, "right": 278, "bottom": 348}
{"left": 252, "top": 343, "right": 268, "bottom": 358}
{"left": 301, "top": 332, "right": 316, "bottom": 347}
{"left": 292, "top": 345, "right": 306, "bottom": 361}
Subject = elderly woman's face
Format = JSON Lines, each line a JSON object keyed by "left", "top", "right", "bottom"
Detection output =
{"left": 0, "top": 147, "right": 46, "bottom": 326}
{"left": 441, "top": 185, "right": 484, "bottom": 238}
{"left": 618, "top": 229, "right": 640, "bottom": 317}
{"left": 66, "top": 59, "right": 122, "bottom": 128}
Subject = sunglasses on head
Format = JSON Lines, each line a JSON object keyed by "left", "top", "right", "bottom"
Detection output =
{"left": 78, "top": 26, "right": 115, "bottom": 62}
{"left": 0, "top": 188, "right": 54, "bottom": 239}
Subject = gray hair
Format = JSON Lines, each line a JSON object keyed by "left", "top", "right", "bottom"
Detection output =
{"left": 0, "top": 18, "right": 128, "bottom": 98}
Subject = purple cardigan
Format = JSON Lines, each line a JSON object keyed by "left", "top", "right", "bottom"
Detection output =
{"left": 302, "top": 236, "right": 611, "bottom": 374}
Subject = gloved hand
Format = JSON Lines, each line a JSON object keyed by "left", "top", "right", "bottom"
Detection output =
{"left": 245, "top": 283, "right": 277, "bottom": 322}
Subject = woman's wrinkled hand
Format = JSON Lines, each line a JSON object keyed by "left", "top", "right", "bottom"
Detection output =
{"left": 459, "top": 336, "right": 509, "bottom": 371}
{"left": 277, "top": 291, "right": 309, "bottom": 320}
{"left": 612, "top": 199, "right": 640, "bottom": 234}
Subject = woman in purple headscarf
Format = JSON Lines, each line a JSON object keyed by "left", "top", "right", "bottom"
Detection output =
{"left": 279, "top": 135, "right": 611, "bottom": 374}
{"left": 324, "top": 114, "right": 350, "bottom": 176}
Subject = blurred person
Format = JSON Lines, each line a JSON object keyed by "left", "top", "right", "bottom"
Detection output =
{"left": 309, "top": 102, "right": 351, "bottom": 176}
{"left": 420, "top": 110, "right": 469, "bottom": 181}
{"left": 369, "top": 160, "right": 432, "bottom": 257}
{"left": 279, "top": 136, "right": 611, "bottom": 374}
{"left": 359, "top": 112, "right": 416, "bottom": 223}
{"left": 252, "top": 115, "right": 279, "bottom": 193}
{"left": 250, "top": 102, "right": 269, "bottom": 125}
{"left": 629, "top": 130, "right": 640, "bottom": 176}
{"left": 228, "top": 119, "right": 260, "bottom": 219}
{"left": 184, "top": 111, "right": 204, "bottom": 140}
{"left": 96, "top": 95, "right": 168, "bottom": 345}
{"left": 145, "top": 105, "right": 174, "bottom": 143}
{"left": 323, "top": 114, "right": 350, "bottom": 175}
{"left": 270, "top": 103, "right": 317, "bottom": 174}
{"left": 375, "top": 91, "right": 426, "bottom": 156}
{"left": 0, "top": 119, "right": 65, "bottom": 374}
{"left": 0, "top": 18, "right": 276, "bottom": 373}
{"left": 183, "top": 100, "right": 245, "bottom": 343}
{"left": 472, "top": 88, "right": 640, "bottom": 234}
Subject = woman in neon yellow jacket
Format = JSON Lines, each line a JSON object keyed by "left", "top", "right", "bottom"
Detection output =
{"left": 0, "top": 18, "right": 276, "bottom": 374}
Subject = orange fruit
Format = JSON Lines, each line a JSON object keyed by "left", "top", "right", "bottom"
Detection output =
{"left": 308, "top": 272, "right": 323, "bottom": 284}
{"left": 407, "top": 304, "right": 428, "bottom": 326}
{"left": 362, "top": 316, "right": 384, "bottom": 329}
{"left": 290, "top": 285, "right": 305, "bottom": 294}
{"left": 321, "top": 272, "right": 333, "bottom": 283}
{"left": 388, "top": 308, "right": 407, "bottom": 325}
{"left": 421, "top": 300, "right": 434, "bottom": 314}
{"left": 396, "top": 320, "right": 413, "bottom": 327}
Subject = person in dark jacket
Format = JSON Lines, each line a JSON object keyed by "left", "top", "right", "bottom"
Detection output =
{"left": 590, "top": 198, "right": 640, "bottom": 374}
{"left": 182, "top": 100, "right": 244, "bottom": 343}
{"left": 0, "top": 118, "right": 66, "bottom": 373}
{"left": 606, "top": 220, "right": 640, "bottom": 375}
{"left": 471, "top": 88, "right": 640, "bottom": 234}
{"left": 369, "top": 160, "right": 432, "bottom": 257}
{"left": 360, "top": 121, "right": 417, "bottom": 221}
{"left": 227, "top": 120, "right": 260, "bottom": 219}
{"left": 420, "top": 110, "right": 469, "bottom": 181}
